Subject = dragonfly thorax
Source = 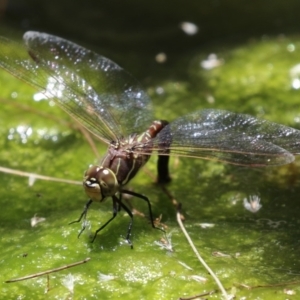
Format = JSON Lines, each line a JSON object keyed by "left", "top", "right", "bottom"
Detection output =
{"left": 83, "top": 165, "right": 119, "bottom": 202}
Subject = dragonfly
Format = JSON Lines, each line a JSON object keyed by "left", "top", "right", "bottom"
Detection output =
{"left": 1, "top": 32, "right": 300, "bottom": 247}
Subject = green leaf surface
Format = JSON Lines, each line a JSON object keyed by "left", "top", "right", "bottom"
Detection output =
{"left": 1, "top": 33, "right": 300, "bottom": 299}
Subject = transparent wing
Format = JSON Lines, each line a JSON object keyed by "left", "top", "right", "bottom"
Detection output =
{"left": 0, "top": 32, "right": 154, "bottom": 143}
{"left": 150, "top": 109, "right": 300, "bottom": 166}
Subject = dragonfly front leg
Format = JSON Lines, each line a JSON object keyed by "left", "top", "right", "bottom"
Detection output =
{"left": 91, "top": 195, "right": 118, "bottom": 243}
{"left": 69, "top": 199, "right": 93, "bottom": 238}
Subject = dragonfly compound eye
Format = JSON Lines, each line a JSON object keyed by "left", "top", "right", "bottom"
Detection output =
{"left": 83, "top": 165, "right": 118, "bottom": 201}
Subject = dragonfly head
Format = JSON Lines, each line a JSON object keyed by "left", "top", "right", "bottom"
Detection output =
{"left": 83, "top": 165, "right": 119, "bottom": 202}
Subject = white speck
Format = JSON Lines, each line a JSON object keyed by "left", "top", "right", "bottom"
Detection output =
{"left": 284, "top": 288, "right": 296, "bottom": 295}
{"left": 11, "top": 92, "right": 18, "bottom": 98}
{"left": 180, "top": 22, "right": 199, "bottom": 35}
{"left": 31, "top": 214, "right": 46, "bottom": 227}
{"left": 98, "top": 272, "right": 117, "bottom": 282}
{"left": 287, "top": 44, "right": 296, "bottom": 52}
{"left": 291, "top": 78, "right": 300, "bottom": 89}
{"left": 291, "top": 64, "right": 300, "bottom": 77}
{"left": 212, "top": 251, "right": 231, "bottom": 257}
{"left": 28, "top": 175, "right": 36, "bottom": 186}
{"left": 201, "top": 54, "right": 224, "bottom": 70}
{"left": 16, "top": 125, "right": 31, "bottom": 136}
{"left": 103, "top": 169, "right": 109, "bottom": 175}
{"left": 206, "top": 94, "right": 215, "bottom": 104}
{"left": 49, "top": 100, "right": 55, "bottom": 107}
{"left": 10, "top": 125, "right": 33, "bottom": 143}
{"left": 61, "top": 273, "right": 75, "bottom": 293}
{"left": 26, "top": 127, "right": 33, "bottom": 136}
{"left": 155, "top": 86, "right": 164, "bottom": 95}
{"left": 61, "top": 230, "right": 71, "bottom": 238}
{"left": 36, "top": 128, "right": 46, "bottom": 137}
{"left": 33, "top": 92, "right": 47, "bottom": 101}
{"left": 155, "top": 52, "right": 167, "bottom": 63}
{"left": 198, "top": 223, "right": 215, "bottom": 229}
{"left": 243, "top": 195, "right": 262, "bottom": 213}
{"left": 51, "top": 135, "right": 58, "bottom": 142}
{"left": 189, "top": 274, "right": 207, "bottom": 283}
{"left": 154, "top": 232, "right": 174, "bottom": 252}
{"left": 81, "top": 219, "right": 91, "bottom": 233}
{"left": 289, "top": 63, "right": 300, "bottom": 90}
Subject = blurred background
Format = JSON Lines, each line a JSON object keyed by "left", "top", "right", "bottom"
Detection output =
{"left": 1, "top": 0, "right": 300, "bottom": 80}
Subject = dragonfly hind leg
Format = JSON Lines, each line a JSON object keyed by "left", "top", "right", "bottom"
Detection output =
{"left": 157, "top": 155, "right": 171, "bottom": 184}
{"left": 157, "top": 121, "right": 171, "bottom": 184}
{"left": 115, "top": 196, "right": 134, "bottom": 248}
{"left": 122, "top": 189, "right": 166, "bottom": 234}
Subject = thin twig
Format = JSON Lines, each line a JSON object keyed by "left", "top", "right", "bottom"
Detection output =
{"left": 179, "top": 289, "right": 216, "bottom": 300}
{"left": 176, "top": 210, "right": 230, "bottom": 299}
{"left": 236, "top": 279, "right": 300, "bottom": 290}
{"left": 5, "top": 257, "right": 90, "bottom": 283}
{"left": 0, "top": 166, "right": 82, "bottom": 185}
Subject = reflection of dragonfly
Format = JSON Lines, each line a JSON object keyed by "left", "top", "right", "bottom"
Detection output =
{"left": 1, "top": 32, "right": 300, "bottom": 247}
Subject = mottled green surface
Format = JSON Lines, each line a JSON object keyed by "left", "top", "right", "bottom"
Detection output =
{"left": 1, "top": 31, "right": 300, "bottom": 300}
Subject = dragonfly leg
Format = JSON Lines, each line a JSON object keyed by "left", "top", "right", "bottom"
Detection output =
{"left": 117, "top": 193, "right": 122, "bottom": 212}
{"left": 121, "top": 189, "right": 165, "bottom": 235}
{"left": 157, "top": 155, "right": 171, "bottom": 184}
{"left": 69, "top": 199, "right": 93, "bottom": 238}
{"left": 91, "top": 196, "right": 118, "bottom": 243}
{"left": 115, "top": 196, "right": 134, "bottom": 248}
{"left": 157, "top": 121, "right": 171, "bottom": 184}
